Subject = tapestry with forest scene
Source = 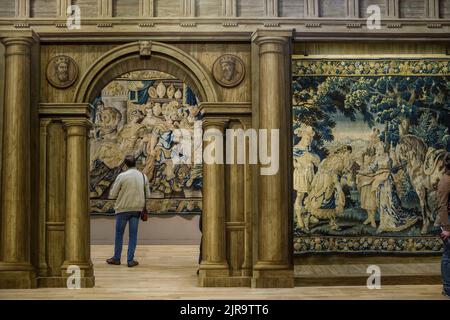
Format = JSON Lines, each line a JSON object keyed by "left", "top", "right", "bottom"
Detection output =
{"left": 292, "top": 58, "right": 450, "bottom": 254}
{"left": 89, "top": 70, "right": 202, "bottom": 215}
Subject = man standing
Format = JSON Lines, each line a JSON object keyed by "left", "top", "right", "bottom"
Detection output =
{"left": 107, "top": 155, "right": 150, "bottom": 267}
{"left": 438, "top": 152, "right": 450, "bottom": 298}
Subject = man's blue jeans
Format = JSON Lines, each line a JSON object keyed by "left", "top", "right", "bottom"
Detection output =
{"left": 113, "top": 212, "right": 140, "bottom": 263}
{"left": 443, "top": 238, "right": 450, "bottom": 295}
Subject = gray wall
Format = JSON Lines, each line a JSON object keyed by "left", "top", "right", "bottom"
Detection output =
{"left": 91, "top": 215, "right": 202, "bottom": 245}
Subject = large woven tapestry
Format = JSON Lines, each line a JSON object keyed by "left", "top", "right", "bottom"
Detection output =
{"left": 292, "top": 57, "right": 450, "bottom": 254}
{"left": 90, "top": 70, "right": 202, "bottom": 215}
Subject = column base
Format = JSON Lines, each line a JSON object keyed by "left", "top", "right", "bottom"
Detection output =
{"left": 198, "top": 276, "right": 252, "bottom": 287}
{"left": 0, "top": 263, "right": 37, "bottom": 289}
{"left": 251, "top": 262, "right": 294, "bottom": 288}
{"left": 37, "top": 276, "right": 95, "bottom": 288}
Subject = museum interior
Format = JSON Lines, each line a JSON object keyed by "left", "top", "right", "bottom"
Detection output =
{"left": 0, "top": 0, "right": 449, "bottom": 299}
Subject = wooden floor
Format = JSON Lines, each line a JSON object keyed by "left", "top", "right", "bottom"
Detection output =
{"left": 0, "top": 245, "right": 447, "bottom": 300}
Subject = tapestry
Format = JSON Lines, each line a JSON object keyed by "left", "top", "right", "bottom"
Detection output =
{"left": 292, "top": 57, "right": 450, "bottom": 254}
{"left": 90, "top": 70, "right": 202, "bottom": 215}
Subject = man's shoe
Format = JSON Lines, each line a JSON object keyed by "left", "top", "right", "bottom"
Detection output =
{"left": 128, "top": 261, "right": 139, "bottom": 267}
{"left": 106, "top": 258, "right": 121, "bottom": 265}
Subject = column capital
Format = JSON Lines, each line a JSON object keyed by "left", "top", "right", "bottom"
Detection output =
{"left": 0, "top": 30, "right": 39, "bottom": 46}
{"left": 251, "top": 29, "right": 294, "bottom": 46}
{"left": 202, "top": 117, "right": 229, "bottom": 130}
{"left": 39, "top": 103, "right": 93, "bottom": 120}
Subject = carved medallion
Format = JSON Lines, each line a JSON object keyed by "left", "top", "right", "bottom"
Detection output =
{"left": 46, "top": 55, "right": 78, "bottom": 89}
{"left": 212, "top": 54, "right": 245, "bottom": 88}
{"left": 140, "top": 41, "right": 152, "bottom": 57}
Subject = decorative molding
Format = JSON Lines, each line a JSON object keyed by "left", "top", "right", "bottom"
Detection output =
{"left": 57, "top": 0, "right": 70, "bottom": 18}
{"left": 304, "top": 0, "right": 319, "bottom": 18}
{"left": 139, "top": 40, "right": 152, "bottom": 56}
{"left": 425, "top": 0, "right": 440, "bottom": 19}
{"left": 305, "top": 23, "right": 321, "bottom": 28}
{"left": 14, "top": 23, "right": 30, "bottom": 29}
{"left": 140, "top": 0, "right": 154, "bottom": 17}
{"left": 264, "top": 22, "right": 280, "bottom": 27}
{"left": 179, "top": 22, "right": 197, "bottom": 27}
{"left": 99, "top": 0, "right": 112, "bottom": 18}
{"left": 387, "top": 23, "right": 402, "bottom": 28}
{"left": 386, "top": 0, "right": 400, "bottom": 19}
{"left": 346, "top": 23, "right": 362, "bottom": 29}
{"left": 223, "top": 0, "right": 237, "bottom": 17}
{"left": 264, "top": 0, "right": 279, "bottom": 17}
{"left": 181, "top": 0, "right": 196, "bottom": 17}
{"left": 345, "top": 0, "right": 359, "bottom": 18}
{"left": 138, "top": 23, "right": 155, "bottom": 28}
{"left": 427, "top": 23, "right": 443, "bottom": 29}
{"left": 16, "top": 0, "right": 29, "bottom": 18}
{"left": 97, "top": 23, "right": 113, "bottom": 28}
{"left": 222, "top": 22, "right": 239, "bottom": 27}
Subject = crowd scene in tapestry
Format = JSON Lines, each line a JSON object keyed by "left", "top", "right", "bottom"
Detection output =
{"left": 89, "top": 70, "right": 203, "bottom": 215}
{"left": 292, "top": 59, "right": 450, "bottom": 238}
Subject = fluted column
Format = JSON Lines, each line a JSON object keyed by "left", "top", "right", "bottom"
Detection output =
{"left": 61, "top": 118, "right": 94, "bottom": 287}
{"left": 198, "top": 118, "right": 229, "bottom": 286}
{"left": 0, "top": 32, "right": 37, "bottom": 289}
{"left": 251, "top": 29, "right": 294, "bottom": 288}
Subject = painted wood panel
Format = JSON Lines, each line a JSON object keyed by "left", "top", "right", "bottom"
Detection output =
{"left": 359, "top": 0, "right": 385, "bottom": 17}
{"left": 0, "top": 0, "right": 15, "bottom": 17}
{"left": 196, "top": 0, "right": 222, "bottom": 16}
{"left": 319, "top": 0, "right": 346, "bottom": 17}
{"left": 237, "top": 0, "right": 264, "bottom": 17}
{"left": 30, "top": 0, "right": 57, "bottom": 17}
{"left": 400, "top": 0, "right": 425, "bottom": 18}
{"left": 72, "top": 0, "right": 99, "bottom": 17}
{"left": 440, "top": 0, "right": 450, "bottom": 18}
{"left": 279, "top": 0, "right": 304, "bottom": 17}
{"left": 113, "top": 0, "right": 140, "bottom": 17}
{"left": 155, "top": 0, "right": 182, "bottom": 17}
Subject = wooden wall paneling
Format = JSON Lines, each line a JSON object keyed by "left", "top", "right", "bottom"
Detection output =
{"left": 40, "top": 44, "right": 117, "bottom": 104}
{"left": 30, "top": 0, "right": 57, "bottom": 17}
{"left": 319, "top": 0, "right": 346, "bottom": 17}
{"left": 359, "top": 0, "right": 386, "bottom": 17}
{"left": 278, "top": 0, "right": 304, "bottom": 17}
{"left": 225, "top": 120, "right": 245, "bottom": 276}
{"left": 196, "top": 0, "right": 222, "bottom": 16}
{"left": 237, "top": 0, "right": 265, "bottom": 17}
{"left": 0, "top": 0, "right": 15, "bottom": 17}
{"left": 113, "top": 0, "right": 140, "bottom": 17}
{"left": 45, "top": 122, "right": 66, "bottom": 277}
{"left": 174, "top": 43, "right": 251, "bottom": 103}
{"left": 72, "top": 0, "right": 99, "bottom": 17}
{"left": 400, "top": 0, "right": 425, "bottom": 18}
{"left": 294, "top": 41, "right": 449, "bottom": 56}
{"left": 154, "top": 0, "right": 181, "bottom": 17}
{"left": 440, "top": 0, "right": 450, "bottom": 17}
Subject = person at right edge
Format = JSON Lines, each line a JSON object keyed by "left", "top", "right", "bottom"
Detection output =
{"left": 438, "top": 152, "right": 450, "bottom": 298}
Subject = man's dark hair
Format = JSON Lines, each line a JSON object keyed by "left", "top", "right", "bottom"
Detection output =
{"left": 445, "top": 152, "right": 450, "bottom": 173}
{"left": 124, "top": 155, "right": 136, "bottom": 168}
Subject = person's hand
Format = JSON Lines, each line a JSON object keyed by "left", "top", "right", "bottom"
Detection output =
{"left": 441, "top": 230, "right": 450, "bottom": 239}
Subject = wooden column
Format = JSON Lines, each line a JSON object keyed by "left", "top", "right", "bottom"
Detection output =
{"left": 198, "top": 118, "right": 229, "bottom": 286}
{"left": 426, "top": 0, "right": 439, "bottom": 18}
{"left": 251, "top": 29, "right": 294, "bottom": 288}
{"left": 60, "top": 117, "right": 94, "bottom": 287}
{"left": 0, "top": 31, "right": 37, "bottom": 289}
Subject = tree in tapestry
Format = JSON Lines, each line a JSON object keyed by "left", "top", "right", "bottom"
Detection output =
{"left": 292, "top": 58, "right": 450, "bottom": 254}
